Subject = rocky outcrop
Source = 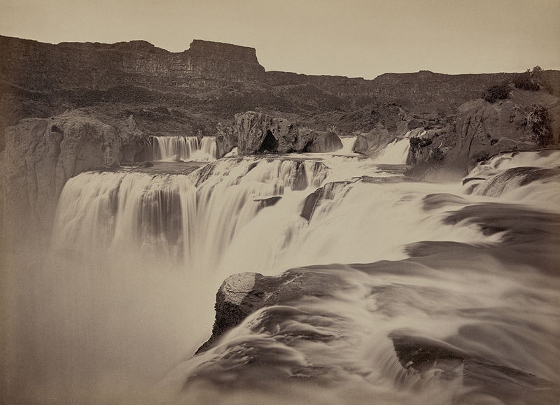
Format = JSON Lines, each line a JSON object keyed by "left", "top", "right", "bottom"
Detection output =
{"left": 353, "top": 124, "right": 398, "bottom": 156}
{"left": 197, "top": 268, "right": 349, "bottom": 353}
{"left": 215, "top": 122, "right": 238, "bottom": 158}
{"left": 390, "top": 331, "right": 559, "bottom": 404}
{"left": 235, "top": 112, "right": 295, "bottom": 154}
{"left": 0, "top": 110, "right": 148, "bottom": 245}
{"left": 216, "top": 111, "right": 343, "bottom": 156}
{"left": 303, "top": 130, "right": 342, "bottom": 152}
{"left": 194, "top": 263, "right": 559, "bottom": 403}
{"left": 407, "top": 89, "right": 560, "bottom": 176}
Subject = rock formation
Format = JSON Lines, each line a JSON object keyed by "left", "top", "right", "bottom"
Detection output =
{"left": 197, "top": 268, "right": 350, "bottom": 353}
{"left": 407, "top": 89, "right": 560, "bottom": 176}
{"left": 0, "top": 110, "right": 148, "bottom": 246}
{"left": 192, "top": 263, "right": 559, "bottom": 403}
{"left": 217, "top": 111, "right": 343, "bottom": 156}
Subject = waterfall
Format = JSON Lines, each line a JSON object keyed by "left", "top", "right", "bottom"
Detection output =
{"left": 337, "top": 136, "right": 358, "bottom": 155}
{"left": 52, "top": 158, "right": 330, "bottom": 272}
{"left": 7, "top": 144, "right": 559, "bottom": 405}
{"left": 373, "top": 137, "right": 410, "bottom": 164}
{"left": 52, "top": 171, "right": 197, "bottom": 263}
{"left": 152, "top": 136, "right": 217, "bottom": 162}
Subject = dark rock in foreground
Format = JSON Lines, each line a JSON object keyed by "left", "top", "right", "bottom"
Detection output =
{"left": 185, "top": 202, "right": 560, "bottom": 403}
{"left": 390, "top": 332, "right": 559, "bottom": 404}
{"left": 196, "top": 269, "right": 343, "bottom": 354}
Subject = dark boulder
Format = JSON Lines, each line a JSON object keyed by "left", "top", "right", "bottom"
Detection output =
{"left": 196, "top": 268, "right": 348, "bottom": 354}
{"left": 303, "top": 131, "right": 343, "bottom": 153}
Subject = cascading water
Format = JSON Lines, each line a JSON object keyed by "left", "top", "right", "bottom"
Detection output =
{"left": 373, "top": 137, "right": 411, "bottom": 164}
{"left": 52, "top": 171, "right": 197, "bottom": 262}
{"left": 337, "top": 136, "right": 358, "bottom": 155}
{"left": 463, "top": 150, "right": 560, "bottom": 209}
{"left": 52, "top": 158, "right": 330, "bottom": 273}
{"left": 152, "top": 135, "right": 217, "bottom": 162}
{"left": 7, "top": 142, "right": 560, "bottom": 404}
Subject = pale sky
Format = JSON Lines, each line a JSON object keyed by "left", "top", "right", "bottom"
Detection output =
{"left": 1, "top": 0, "right": 558, "bottom": 79}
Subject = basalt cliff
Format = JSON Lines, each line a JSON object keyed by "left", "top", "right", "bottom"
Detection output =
{"left": 1, "top": 35, "right": 560, "bottom": 244}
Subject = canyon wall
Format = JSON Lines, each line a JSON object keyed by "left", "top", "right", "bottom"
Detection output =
{"left": 2, "top": 35, "right": 559, "bottom": 147}
{"left": 0, "top": 110, "right": 147, "bottom": 248}
{"left": 0, "top": 36, "right": 265, "bottom": 92}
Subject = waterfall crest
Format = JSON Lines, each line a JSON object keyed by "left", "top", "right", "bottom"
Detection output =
{"left": 52, "top": 158, "right": 331, "bottom": 272}
{"left": 152, "top": 136, "right": 217, "bottom": 162}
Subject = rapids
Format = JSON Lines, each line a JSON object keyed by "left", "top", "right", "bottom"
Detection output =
{"left": 4, "top": 145, "right": 560, "bottom": 404}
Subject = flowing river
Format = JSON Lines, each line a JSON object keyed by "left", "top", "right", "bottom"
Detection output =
{"left": 4, "top": 138, "right": 560, "bottom": 404}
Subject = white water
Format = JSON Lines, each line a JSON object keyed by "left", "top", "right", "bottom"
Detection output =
{"left": 152, "top": 136, "right": 217, "bottom": 162}
{"left": 337, "top": 136, "right": 358, "bottom": 155}
{"left": 468, "top": 150, "right": 560, "bottom": 177}
{"left": 373, "top": 137, "right": 411, "bottom": 164}
{"left": 464, "top": 149, "right": 560, "bottom": 210}
{"left": 5, "top": 147, "right": 560, "bottom": 404}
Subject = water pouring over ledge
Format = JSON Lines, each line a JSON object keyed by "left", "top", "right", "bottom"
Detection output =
{"left": 151, "top": 135, "right": 217, "bottom": 162}
{"left": 5, "top": 140, "right": 560, "bottom": 404}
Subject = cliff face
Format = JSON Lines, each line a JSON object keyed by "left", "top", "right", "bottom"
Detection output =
{"left": 218, "top": 111, "right": 342, "bottom": 156}
{"left": 0, "top": 110, "right": 147, "bottom": 245}
{"left": 3, "top": 35, "right": 559, "bottom": 149}
{"left": 0, "top": 36, "right": 265, "bottom": 92}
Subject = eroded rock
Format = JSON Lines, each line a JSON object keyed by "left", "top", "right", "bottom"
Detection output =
{"left": 0, "top": 110, "right": 148, "bottom": 245}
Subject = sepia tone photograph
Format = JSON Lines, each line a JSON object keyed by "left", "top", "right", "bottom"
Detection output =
{"left": 1, "top": 1, "right": 559, "bottom": 404}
